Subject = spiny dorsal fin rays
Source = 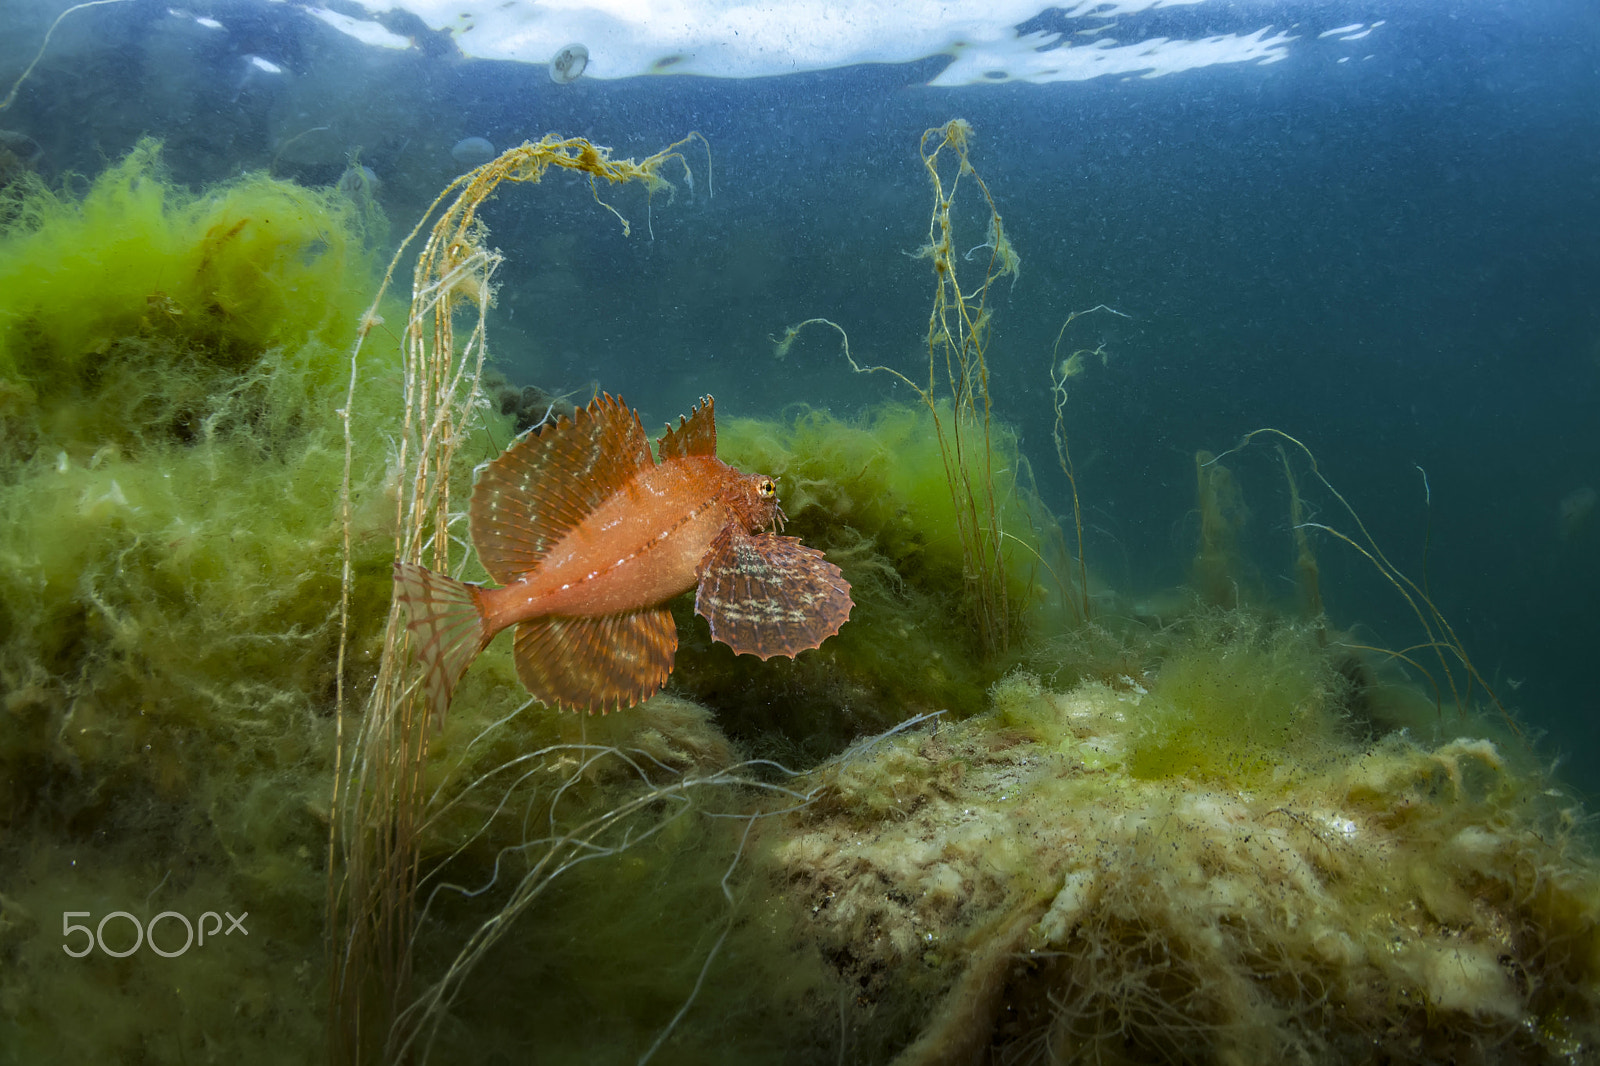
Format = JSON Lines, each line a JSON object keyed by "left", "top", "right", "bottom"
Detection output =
{"left": 657, "top": 395, "right": 717, "bottom": 460}
{"left": 470, "top": 392, "right": 652, "bottom": 585}
{"left": 694, "top": 525, "right": 853, "bottom": 660}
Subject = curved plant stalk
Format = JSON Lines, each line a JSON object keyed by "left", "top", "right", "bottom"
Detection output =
{"left": 1207, "top": 427, "right": 1512, "bottom": 732}
{"left": 329, "top": 131, "right": 709, "bottom": 1063}
{"left": 774, "top": 119, "right": 1020, "bottom": 655}
{"left": 1048, "top": 304, "right": 1129, "bottom": 624}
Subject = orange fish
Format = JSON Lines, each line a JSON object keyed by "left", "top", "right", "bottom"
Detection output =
{"left": 393, "top": 393, "right": 853, "bottom": 720}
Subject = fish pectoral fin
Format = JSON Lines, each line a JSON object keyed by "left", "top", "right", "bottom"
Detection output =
{"left": 512, "top": 608, "right": 677, "bottom": 714}
{"left": 694, "top": 527, "right": 854, "bottom": 660}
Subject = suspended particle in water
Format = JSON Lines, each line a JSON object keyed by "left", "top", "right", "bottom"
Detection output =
{"left": 450, "top": 136, "right": 496, "bottom": 166}
{"left": 551, "top": 42, "right": 589, "bottom": 84}
{"left": 336, "top": 163, "right": 379, "bottom": 198}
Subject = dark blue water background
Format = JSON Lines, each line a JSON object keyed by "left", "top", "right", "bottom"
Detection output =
{"left": 7, "top": 0, "right": 1599, "bottom": 789}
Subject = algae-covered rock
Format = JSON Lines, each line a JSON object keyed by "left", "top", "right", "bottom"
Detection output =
{"left": 767, "top": 623, "right": 1600, "bottom": 1065}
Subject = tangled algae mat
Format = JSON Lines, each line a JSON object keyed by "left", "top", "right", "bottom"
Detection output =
{"left": 0, "top": 139, "right": 400, "bottom": 1063}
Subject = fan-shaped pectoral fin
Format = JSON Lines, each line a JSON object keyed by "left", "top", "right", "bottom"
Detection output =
{"left": 694, "top": 527, "right": 853, "bottom": 660}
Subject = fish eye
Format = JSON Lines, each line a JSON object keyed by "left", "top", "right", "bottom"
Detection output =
{"left": 758, "top": 478, "right": 776, "bottom": 498}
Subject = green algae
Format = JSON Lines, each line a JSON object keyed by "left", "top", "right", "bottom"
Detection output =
{"left": 0, "top": 139, "right": 399, "bottom": 807}
{"left": 404, "top": 729, "right": 841, "bottom": 1065}
{"left": 1125, "top": 612, "right": 1343, "bottom": 785}
{"left": 721, "top": 404, "right": 1039, "bottom": 598}
{"left": 0, "top": 141, "right": 400, "bottom": 1062}
{"left": 326, "top": 132, "right": 729, "bottom": 1064}
{"left": 1190, "top": 449, "right": 1251, "bottom": 609}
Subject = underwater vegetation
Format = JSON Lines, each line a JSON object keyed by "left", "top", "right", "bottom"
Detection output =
{"left": 0, "top": 130, "right": 44, "bottom": 197}
{"left": 0, "top": 139, "right": 402, "bottom": 814}
{"left": 328, "top": 130, "right": 723, "bottom": 1063}
{"left": 776, "top": 119, "right": 1025, "bottom": 661}
{"left": 1190, "top": 450, "right": 1250, "bottom": 610}
{"left": 0, "top": 140, "right": 400, "bottom": 1060}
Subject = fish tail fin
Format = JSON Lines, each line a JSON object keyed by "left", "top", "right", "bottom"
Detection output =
{"left": 392, "top": 560, "right": 490, "bottom": 725}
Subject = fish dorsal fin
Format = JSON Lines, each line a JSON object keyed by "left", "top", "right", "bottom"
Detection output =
{"left": 657, "top": 395, "right": 717, "bottom": 460}
{"left": 471, "top": 392, "right": 652, "bottom": 585}
{"left": 694, "top": 526, "right": 853, "bottom": 660}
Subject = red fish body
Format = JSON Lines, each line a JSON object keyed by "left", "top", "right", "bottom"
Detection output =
{"left": 478, "top": 453, "right": 753, "bottom": 624}
{"left": 394, "top": 394, "right": 853, "bottom": 719}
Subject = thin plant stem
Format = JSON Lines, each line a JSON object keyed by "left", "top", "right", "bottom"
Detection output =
{"left": 329, "top": 131, "right": 711, "bottom": 1063}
